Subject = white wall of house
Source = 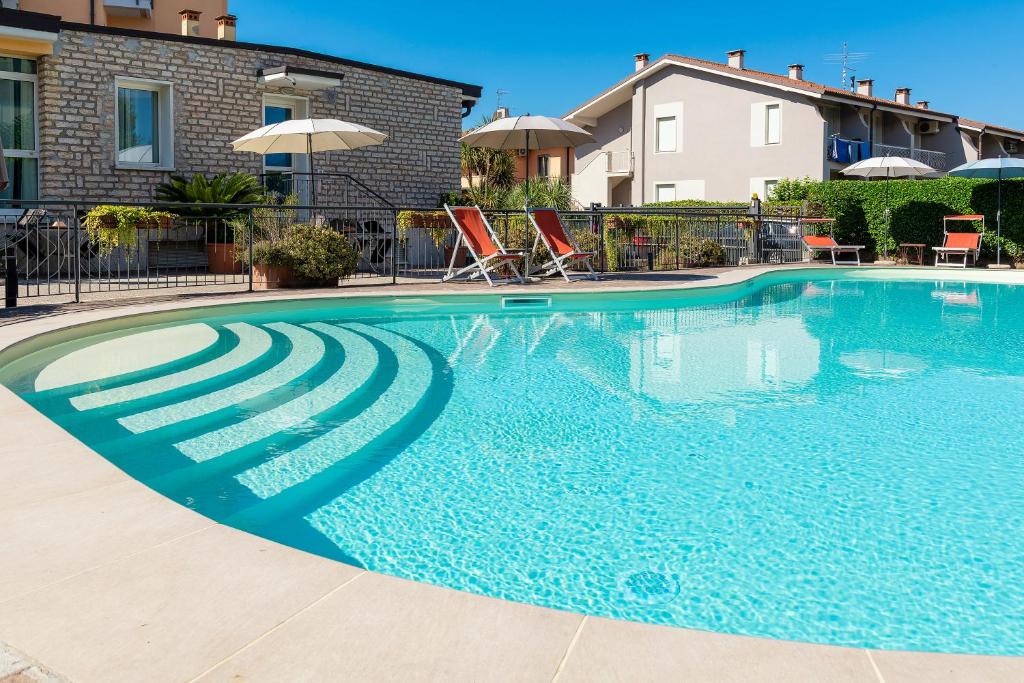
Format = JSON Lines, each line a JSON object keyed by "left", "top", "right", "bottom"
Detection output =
{"left": 573, "top": 65, "right": 828, "bottom": 205}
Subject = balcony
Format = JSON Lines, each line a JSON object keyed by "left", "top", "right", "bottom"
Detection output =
{"left": 104, "top": 0, "right": 152, "bottom": 17}
{"left": 872, "top": 143, "right": 948, "bottom": 171}
{"left": 827, "top": 135, "right": 948, "bottom": 171}
{"left": 605, "top": 150, "right": 634, "bottom": 176}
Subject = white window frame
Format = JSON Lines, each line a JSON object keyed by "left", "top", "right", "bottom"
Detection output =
{"left": 764, "top": 103, "right": 781, "bottom": 145}
{"left": 114, "top": 76, "right": 174, "bottom": 170}
{"left": 652, "top": 179, "right": 705, "bottom": 201}
{"left": 654, "top": 182, "right": 676, "bottom": 202}
{"left": 652, "top": 102, "right": 683, "bottom": 154}
{"left": 750, "top": 177, "right": 780, "bottom": 200}
{"left": 655, "top": 117, "right": 677, "bottom": 153}
{"left": 262, "top": 93, "right": 309, "bottom": 174}
{"left": 0, "top": 55, "right": 39, "bottom": 200}
{"left": 751, "top": 101, "right": 782, "bottom": 147}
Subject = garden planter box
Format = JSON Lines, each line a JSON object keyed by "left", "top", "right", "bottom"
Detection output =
{"left": 206, "top": 243, "right": 242, "bottom": 274}
{"left": 252, "top": 264, "right": 295, "bottom": 289}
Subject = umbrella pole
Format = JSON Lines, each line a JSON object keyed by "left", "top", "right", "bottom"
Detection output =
{"left": 884, "top": 171, "right": 891, "bottom": 262}
{"left": 997, "top": 174, "right": 1003, "bottom": 266}
{"left": 523, "top": 133, "right": 530, "bottom": 281}
{"left": 307, "top": 134, "right": 317, "bottom": 208}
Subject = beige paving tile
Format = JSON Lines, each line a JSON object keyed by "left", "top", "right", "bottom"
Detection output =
{"left": 556, "top": 617, "right": 879, "bottom": 683}
{"left": 0, "top": 480, "right": 210, "bottom": 602}
{"left": 197, "top": 571, "right": 583, "bottom": 683}
{"left": 0, "top": 417, "right": 127, "bottom": 512}
{"left": 871, "top": 649, "right": 1024, "bottom": 682}
{"left": 0, "top": 524, "right": 358, "bottom": 683}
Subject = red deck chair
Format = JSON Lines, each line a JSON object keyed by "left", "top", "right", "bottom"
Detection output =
{"left": 800, "top": 218, "right": 863, "bottom": 266}
{"left": 933, "top": 215, "right": 984, "bottom": 268}
{"left": 442, "top": 205, "right": 525, "bottom": 286}
{"left": 526, "top": 207, "right": 598, "bottom": 282}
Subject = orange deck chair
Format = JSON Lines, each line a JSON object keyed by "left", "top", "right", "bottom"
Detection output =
{"left": 933, "top": 215, "right": 984, "bottom": 268}
{"left": 442, "top": 205, "right": 526, "bottom": 286}
{"left": 800, "top": 218, "right": 864, "bottom": 266}
{"left": 526, "top": 207, "right": 598, "bottom": 282}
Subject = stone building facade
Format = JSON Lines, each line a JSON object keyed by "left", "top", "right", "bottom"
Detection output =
{"left": 5, "top": 11, "right": 479, "bottom": 207}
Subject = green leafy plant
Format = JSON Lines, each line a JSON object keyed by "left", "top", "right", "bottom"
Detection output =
{"left": 154, "top": 172, "right": 264, "bottom": 216}
{"left": 240, "top": 222, "right": 359, "bottom": 285}
{"left": 690, "top": 238, "right": 727, "bottom": 266}
{"left": 767, "top": 177, "right": 816, "bottom": 202}
{"left": 82, "top": 206, "right": 175, "bottom": 255}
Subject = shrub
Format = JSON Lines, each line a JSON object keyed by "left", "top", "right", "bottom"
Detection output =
{"left": 240, "top": 223, "right": 359, "bottom": 285}
{"left": 284, "top": 224, "right": 359, "bottom": 283}
{"left": 691, "top": 239, "right": 727, "bottom": 267}
{"left": 767, "top": 177, "right": 815, "bottom": 202}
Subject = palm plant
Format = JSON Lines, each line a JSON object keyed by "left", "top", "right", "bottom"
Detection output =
{"left": 154, "top": 172, "right": 264, "bottom": 216}
{"left": 460, "top": 113, "right": 516, "bottom": 188}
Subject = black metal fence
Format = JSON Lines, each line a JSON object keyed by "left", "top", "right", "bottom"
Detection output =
{"left": 1, "top": 200, "right": 808, "bottom": 307}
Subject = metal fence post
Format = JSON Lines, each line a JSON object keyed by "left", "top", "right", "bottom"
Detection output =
{"left": 4, "top": 247, "right": 17, "bottom": 308}
{"left": 391, "top": 209, "right": 398, "bottom": 285}
{"left": 73, "top": 204, "right": 81, "bottom": 303}
{"left": 590, "top": 203, "right": 604, "bottom": 273}
{"left": 247, "top": 208, "right": 255, "bottom": 293}
{"left": 674, "top": 216, "right": 680, "bottom": 271}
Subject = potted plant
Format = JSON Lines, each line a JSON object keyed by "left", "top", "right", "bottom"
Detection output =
{"left": 155, "top": 172, "right": 264, "bottom": 274}
{"left": 241, "top": 223, "right": 359, "bottom": 289}
{"left": 82, "top": 206, "right": 175, "bottom": 255}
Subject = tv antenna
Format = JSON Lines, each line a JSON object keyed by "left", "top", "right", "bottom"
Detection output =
{"left": 495, "top": 89, "right": 510, "bottom": 110}
{"left": 824, "top": 43, "right": 870, "bottom": 91}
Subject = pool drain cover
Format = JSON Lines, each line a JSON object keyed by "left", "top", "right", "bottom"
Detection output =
{"left": 620, "top": 569, "right": 681, "bottom": 605}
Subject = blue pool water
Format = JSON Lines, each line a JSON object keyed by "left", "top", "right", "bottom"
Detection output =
{"left": 3, "top": 269, "right": 1024, "bottom": 654}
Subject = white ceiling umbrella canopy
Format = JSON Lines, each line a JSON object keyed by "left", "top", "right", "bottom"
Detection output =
{"left": 231, "top": 118, "right": 388, "bottom": 204}
{"left": 841, "top": 156, "right": 940, "bottom": 261}
{"left": 948, "top": 157, "right": 1024, "bottom": 267}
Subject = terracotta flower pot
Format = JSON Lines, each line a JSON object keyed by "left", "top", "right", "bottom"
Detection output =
{"left": 252, "top": 264, "right": 295, "bottom": 289}
{"left": 206, "top": 243, "right": 243, "bottom": 274}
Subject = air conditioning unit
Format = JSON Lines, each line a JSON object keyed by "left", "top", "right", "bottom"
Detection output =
{"left": 918, "top": 121, "right": 940, "bottom": 135}
{"left": 1008, "top": 141, "right": 1020, "bottom": 154}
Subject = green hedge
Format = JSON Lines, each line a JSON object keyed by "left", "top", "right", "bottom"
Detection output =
{"left": 806, "top": 177, "right": 1024, "bottom": 261}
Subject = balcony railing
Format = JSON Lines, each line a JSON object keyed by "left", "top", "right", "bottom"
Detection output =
{"left": 606, "top": 150, "right": 634, "bottom": 175}
{"left": 872, "top": 143, "right": 948, "bottom": 171}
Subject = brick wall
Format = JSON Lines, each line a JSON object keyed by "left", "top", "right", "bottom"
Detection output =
{"left": 37, "top": 29, "right": 466, "bottom": 207}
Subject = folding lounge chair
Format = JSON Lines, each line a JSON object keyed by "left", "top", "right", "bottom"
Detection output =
{"left": 800, "top": 218, "right": 863, "bottom": 266}
{"left": 442, "top": 205, "right": 525, "bottom": 286}
{"left": 933, "top": 215, "right": 984, "bottom": 268}
{"left": 526, "top": 207, "right": 598, "bottom": 282}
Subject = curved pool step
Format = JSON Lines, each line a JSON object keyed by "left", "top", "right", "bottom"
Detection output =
{"left": 235, "top": 324, "right": 432, "bottom": 500}
{"left": 34, "top": 323, "right": 220, "bottom": 392}
{"left": 174, "top": 324, "right": 379, "bottom": 463}
{"left": 118, "top": 323, "right": 325, "bottom": 434}
{"left": 71, "top": 323, "right": 273, "bottom": 411}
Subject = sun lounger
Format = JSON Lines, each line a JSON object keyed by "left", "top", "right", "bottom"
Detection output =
{"left": 526, "top": 207, "right": 598, "bottom": 282}
{"left": 800, "top": 218, "right": 863, "bottom": 265}
{"left": 442, "top": 205, "right": 525, "bottom": 286}
{"left": 933, "top": 215, "right": 984, "bottom": 268}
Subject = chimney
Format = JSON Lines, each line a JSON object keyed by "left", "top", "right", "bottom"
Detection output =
{"left": 494, "top": 106, "right": 510, "bottom": 119}
{"left": 895, "top": 87, "right": 911, "bottom": 105}
{"left": 856, "top": 79, "right": 874, "bottom": 97}
{"left": 788, "top": 64, "right": 804, "bottom": 81}
{"left": 726, "top": 49, "right": 745, "bottom": 69}
{"left": 179, "top": 9, "right": 201, "bottom": 37}
{"left": 216, "top": 14, "right": 237, "bottom": 41}
{"left": 634, "top": 53, "right": 649, "bottom": 72}
{"left": 916, "top": 101, "right": 930, "bottom": 110}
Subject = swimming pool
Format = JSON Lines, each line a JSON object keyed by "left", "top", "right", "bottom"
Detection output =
{"left": 3, "top": 269, "right": 1023, "bottom": 655}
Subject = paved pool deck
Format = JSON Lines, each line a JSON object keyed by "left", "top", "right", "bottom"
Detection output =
{"left": 2, "top": 265, "right": 1024, "bottom": 682}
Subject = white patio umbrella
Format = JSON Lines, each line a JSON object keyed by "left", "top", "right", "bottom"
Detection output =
{"left": 948, "top": 157, "right": 1024, "bottom": 267}
{"left": 460, "top": 115, "right": 593, "bottom": 275}
{"left": 231, "top": 118, "right": 387, "bottom": 205}
{"left": 841, "top": 156, "right": 939, "bottom": 261}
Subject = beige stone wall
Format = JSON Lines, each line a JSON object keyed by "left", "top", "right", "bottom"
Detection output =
{"left": 37, "top": 28, "right": 465, "bottom": 206}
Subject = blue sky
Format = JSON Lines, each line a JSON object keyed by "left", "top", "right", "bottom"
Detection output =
{"left": 235, "top": 0, "right": 1024, "bottom": 129}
